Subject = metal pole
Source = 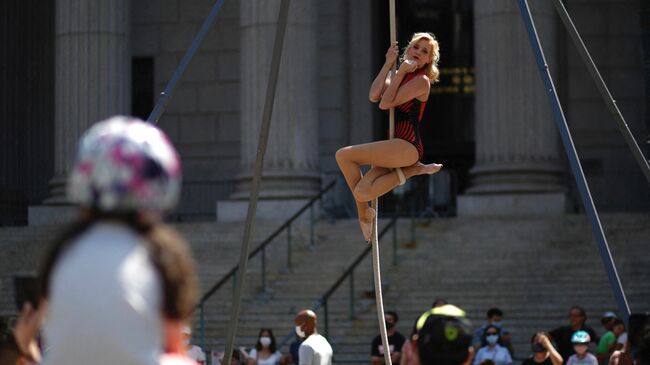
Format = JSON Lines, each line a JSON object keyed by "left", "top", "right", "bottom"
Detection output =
{"left": 222, "top": 1, "right": 291, "bottom": 362}
{"left": 551, "top": 0, "right": 650, "bottom": 184}
{"left": 517, "top": 0, "right": 631, "bottom": 322}
{"left": 147, "top": 0, "right": 227, "bottom": 124}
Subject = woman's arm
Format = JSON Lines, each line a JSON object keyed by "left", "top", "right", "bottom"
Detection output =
{"left": 369, "top": 43, "right": 399, "bottom": 102}
{"left": 378, "top": 67, "right": 430, "bottom": 110}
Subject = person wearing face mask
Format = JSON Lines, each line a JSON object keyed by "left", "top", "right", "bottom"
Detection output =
{"left": 182, "top": 326, "right": 206, "bottom": 365}
{"left": 370, "top": 311, "right": 406, "bottom": 365}
{"left": 246, "top": 329, "right": 282, "bottom": 365}
{"left": 566, "top": 331, "right": 598, "bottom": 365}
{"left": 522, "top": 332, "right": 563, "bottom": 365}
{"left": 473, "top": 308, "right": 513, "bottom": 356}
{"left": 472, "top": 325, "right": 512, "bottom": 365}
{"left": 294, "top": 310, "right": 332, "bottom": 365}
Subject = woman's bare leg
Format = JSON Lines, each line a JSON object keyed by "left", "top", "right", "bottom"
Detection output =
{"left": 335, "top": 139, "right": 418, "bottom": 240}
{"left": 355, "top": 162, "right": 443, "bottom": 202}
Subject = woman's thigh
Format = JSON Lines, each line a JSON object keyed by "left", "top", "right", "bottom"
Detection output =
{"left": 339, "top": 139, "right": 418, "bottom": 168}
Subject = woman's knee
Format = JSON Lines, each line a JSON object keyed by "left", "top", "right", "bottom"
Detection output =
{"left": 335, "top": 146, "right": 353, "bottom": 164}
{"left": 353, "top": 184, "right": 372, "bottom": 202}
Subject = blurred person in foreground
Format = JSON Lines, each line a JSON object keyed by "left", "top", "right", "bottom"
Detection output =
{"left": 416, "top": 304, "right": 474, "bottom": 365}
{"left": 37, "top": 116, "right": 199, "bottom": 365}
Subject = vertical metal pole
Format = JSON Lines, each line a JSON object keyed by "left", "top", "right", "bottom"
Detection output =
{"left": 517, "top": 0, "right": 631, "bottom": 322}
{"left": 349, "top": 272, "right": 355, "bottom": 320}
{"left": 287, "top": 223, "right": 292, "bottom": 272}
{"left": 310, "top": 204, "right": 315, "bottom": 248}
{"left": 221, "top": 2, "right": 291, "bottom": 365}
{"left": 147, "top": 0, "right": 227, "bottom": 123}
{"left": 550, "top": 0, "right": 650, "bottom": 183}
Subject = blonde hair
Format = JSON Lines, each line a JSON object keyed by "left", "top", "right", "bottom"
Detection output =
{"left": 400, "top": 32, "right": 440, "bottom": 83}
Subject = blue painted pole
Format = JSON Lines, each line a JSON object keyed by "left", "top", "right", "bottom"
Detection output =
{"left": 516, "top": 0, "right": 631, "bottom": 322}
{"left": 147, "top": 0, "right": 228, "bottom": 124}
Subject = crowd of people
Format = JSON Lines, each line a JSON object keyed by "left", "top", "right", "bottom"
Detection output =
{"left": 360, "top": 303, "right": 637, "bottom": 365}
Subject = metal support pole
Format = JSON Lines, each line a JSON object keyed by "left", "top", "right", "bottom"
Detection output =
{"left": 517, "top": 0, "right": 631, "bottom": 322}
{"left": 551, "top": 0, "right": 650, "bottom": 183}
{"left": 147, "top": 0, "right": 227, "bottom": 124}
{"left": 222, "top": 1, "right": 291, "bottom": 363}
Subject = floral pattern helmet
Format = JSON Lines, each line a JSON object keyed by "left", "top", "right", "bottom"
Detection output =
{"left": 67, "top": 116, "right": 182, "bottom": 212}
{"left": 571, "top": 330, "right": 591, "bottom": 344}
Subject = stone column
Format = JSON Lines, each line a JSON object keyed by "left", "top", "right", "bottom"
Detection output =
{"left": 457, "top": 1, "right": 566, "bottom": 215}
{"left": 45, "top": 0, "right": 131, "bottom": 204}
{"left": 233, "top": 0, "right": 319, "bottom": 199}
{"left": 30, "top": 0, "right": 130, "bottom": 224}
{"left": 217, "top": 0, "right": 319, "bottom": 221}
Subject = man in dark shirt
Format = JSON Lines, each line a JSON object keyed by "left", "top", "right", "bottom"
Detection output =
{"left": 370, "top": 311, "right": 406, "bottom": 365}
{"left": 550, "top": 306, "right": 598, "bottom": 364}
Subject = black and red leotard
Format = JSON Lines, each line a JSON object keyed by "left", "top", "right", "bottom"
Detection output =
{"left": 393, "top": 69, "right": 427, "bottom": 161}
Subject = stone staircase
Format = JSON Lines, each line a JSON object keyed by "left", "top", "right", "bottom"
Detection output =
{"left": 0, "top": 214, "right": 648, "bottom": 365}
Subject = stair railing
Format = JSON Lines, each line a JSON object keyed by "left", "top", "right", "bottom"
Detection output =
{"left": 197, "top": 179, "right": 337, "bottom": 348}
{"left": 315, "top": 217, "right": 398, "bottom": 338}
{"left": 275, "top": 215, "right": 401, "bottom": 353}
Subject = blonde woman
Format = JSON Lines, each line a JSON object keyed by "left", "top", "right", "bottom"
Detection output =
{"left": 336, "top": 32, "right": 443, "bottom": 241}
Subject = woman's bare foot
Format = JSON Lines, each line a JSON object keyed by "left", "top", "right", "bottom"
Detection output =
{"left": 358, "top": 205, "right": 376, "bottom": 242}
{"left": 416, "top": 161, "right": 442, "bottom": 175}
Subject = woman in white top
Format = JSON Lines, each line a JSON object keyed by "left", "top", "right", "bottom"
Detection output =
{"left": 246, "top": 328, "right": 283, "bottom": 365}
{"left": 473, "top": 325, "right": 513, "bottom": 365}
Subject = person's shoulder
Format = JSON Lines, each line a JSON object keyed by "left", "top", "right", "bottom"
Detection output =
{"left": 393, "top": 331, "right": 406, "bottom": 341}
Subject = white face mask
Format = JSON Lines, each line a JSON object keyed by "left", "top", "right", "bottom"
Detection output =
{"left": 260, "top": 336, "right": 272, "bottom": 347}
{"left": 486, "top": 334, "right": 499, "bottom": 345}
{"left": 295, "top": 325, "right": 306, "bottom": 338}
{"left": 183, "top": 339, "right": 191, "bottom": 346}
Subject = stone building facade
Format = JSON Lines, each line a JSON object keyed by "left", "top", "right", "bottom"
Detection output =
{"left": 1, "top": 0, "right": 648, "bottom": 225}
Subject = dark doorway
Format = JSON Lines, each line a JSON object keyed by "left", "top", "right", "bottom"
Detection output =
{"left": 371, "top": 0, "right": 475, "bottom": 214}
{"left": 0, "top": 0, "right": 55, "bottom": 225}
